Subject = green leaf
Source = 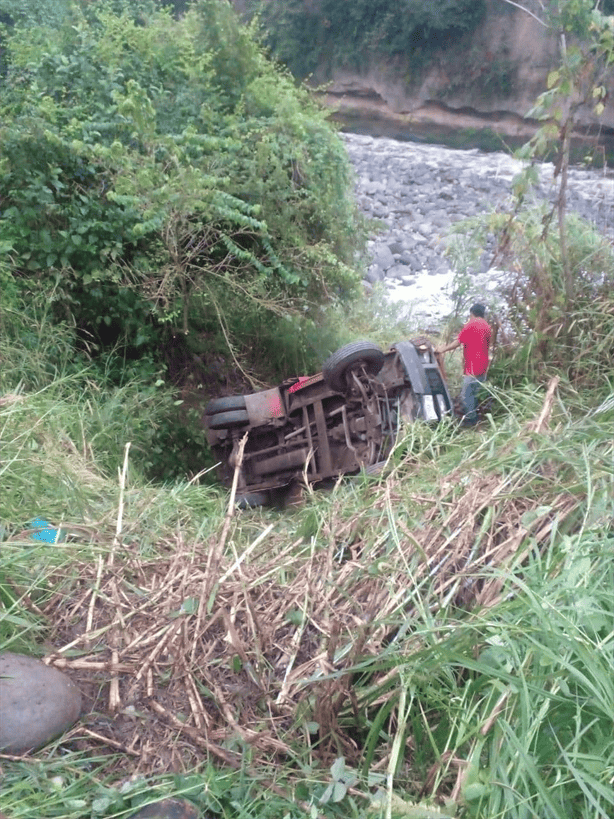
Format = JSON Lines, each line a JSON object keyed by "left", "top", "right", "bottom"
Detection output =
{"left": 319, "top": 784, "right": 334, "bottom": 804}
{"left": 285, "top": 608, "right": 303, "bottom": 626}
{"left": 521, "top": 506, "right": 551, "bottom": 526}
{"left": 547, "top": 70, "right": 560, "bottom": 89}
{"left": 463, "top": 782, "right": 489, "bottom": 801}
{"left": 180, "top": 597, "right": 199, "bottom": 615}
{"left": 331, "top": 782, "right": 347, "bottom": 802}
{"left": 330, "top": 756, "right": 346, "bottom": 780}
{"left": 92, "top": 796, "right": 113, "bottom": 813}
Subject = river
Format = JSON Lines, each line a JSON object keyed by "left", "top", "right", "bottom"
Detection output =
{"left": 343, "top": 132, "right": 614, "bottom": 324}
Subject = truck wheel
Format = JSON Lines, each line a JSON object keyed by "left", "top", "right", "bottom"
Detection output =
{"left": 207, "top": 409, "right": 250, "bottom": 429}
{"left": 205, "top": 395, "right": 247, "bottom": 415}
{"left": 323, "top": 341, "right": 385, "bottom": 393}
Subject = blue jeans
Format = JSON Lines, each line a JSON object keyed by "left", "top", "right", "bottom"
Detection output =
{"left": 461, "top": 374, "right": 486, "bottom": 423}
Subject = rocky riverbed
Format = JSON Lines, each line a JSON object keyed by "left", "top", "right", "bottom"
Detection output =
{"left": 343, "top": 132, "right": 614, "bottom": 323}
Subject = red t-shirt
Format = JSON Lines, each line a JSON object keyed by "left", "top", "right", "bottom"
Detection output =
{"left": 458, "top": 318, "right": 492, "bottom": 376}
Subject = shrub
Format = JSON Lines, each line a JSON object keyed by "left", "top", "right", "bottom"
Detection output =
{"left": 0, "top": 0, "right": 363, "bottom": 377}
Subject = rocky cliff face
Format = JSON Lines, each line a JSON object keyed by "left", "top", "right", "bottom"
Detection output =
{"left": 235, "top": 0, "right": 614, "bottom": 148}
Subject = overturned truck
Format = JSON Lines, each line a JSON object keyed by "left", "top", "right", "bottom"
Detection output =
{"left": 204, "top": 339, "right": 453, "bottom": 506}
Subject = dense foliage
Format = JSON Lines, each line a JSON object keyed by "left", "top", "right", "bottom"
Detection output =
{"left": 0, "top": 0, "right": 363, "bottom": 377}
{"left": 242, "top": 0, "right": 486, "bottom": 78}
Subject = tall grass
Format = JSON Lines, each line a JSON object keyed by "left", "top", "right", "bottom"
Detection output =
{"left": 330, "top": 389, "right": 614, "bottom": 819}
{"left": 355, "top": 526, "right": 613, "bottom": 819}
{"left": 0, "top": 310, "right": 222, "bottom": 661}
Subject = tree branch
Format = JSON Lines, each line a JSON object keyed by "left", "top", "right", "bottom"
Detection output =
{"left": 499, "top": 0, "right": 549, "bottom": 28}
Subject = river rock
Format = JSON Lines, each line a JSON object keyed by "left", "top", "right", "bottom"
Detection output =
{"left": 343, "top": 132, "right": 614, "bottom": 321}
{"left": 386, "top": 263, "right": 412, "bottom": 280}
{"left": 128, "top": 798, "right": 201, "bottom": 819}
{"left": 0, "top": 652, "right": 82, "bottom": 752}
{"left": 370, "top": 242, "right": 395, "bottom": 271}
{"left": 365, "top": 264, "right": 384, "bottom": 284}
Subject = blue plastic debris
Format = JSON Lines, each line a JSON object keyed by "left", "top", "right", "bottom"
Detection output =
{"left": 28, "top": 518, "right": 63, "bottom": 544}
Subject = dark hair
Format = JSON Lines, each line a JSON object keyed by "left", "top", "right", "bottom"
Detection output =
{"left": 470, "top": 303, "right": 486, "bottom": 318}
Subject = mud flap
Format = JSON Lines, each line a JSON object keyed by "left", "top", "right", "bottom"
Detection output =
{"left": 244, "top": 387, "right": 285, "bottom": 425}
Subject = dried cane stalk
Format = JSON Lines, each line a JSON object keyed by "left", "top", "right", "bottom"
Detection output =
{"left": 191, "top": 432, "right": 248, "bottom": 662}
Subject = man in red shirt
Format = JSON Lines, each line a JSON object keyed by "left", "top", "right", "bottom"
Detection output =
{"left": 437, "top": 303, "right": 492, "bottom": 426}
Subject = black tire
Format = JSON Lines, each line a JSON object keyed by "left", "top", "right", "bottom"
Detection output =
{"left": 205, "top": 395, "right": 247, "bottom": 415}
{"left": 207, "top": 409, "right": 250, "bottom": 429}
{"left": 322, "top": 341, "right": 385, "bottom": 393}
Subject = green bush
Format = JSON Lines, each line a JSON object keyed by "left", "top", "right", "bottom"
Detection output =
{"left": 0, "top": 0, "right": 363, "bottom": 377}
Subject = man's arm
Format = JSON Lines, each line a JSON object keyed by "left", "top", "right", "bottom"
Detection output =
{"left": 437, "top": 339, "right": 461, "bottom": 354}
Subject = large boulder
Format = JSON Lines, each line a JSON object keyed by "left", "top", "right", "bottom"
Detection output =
{"left": 0, "top": 652, "right": 82, "bottom": 752}
{"left": 370, "top": 242, "right": 395, "bottom": 271}
{"left": 365, "top": 263, "right": 384, "bottom": 284}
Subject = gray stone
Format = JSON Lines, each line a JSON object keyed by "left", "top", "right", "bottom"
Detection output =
{"left": 400, "top": 238, "right": 417, "bottom": 253}
{"left": 371, "top": 243, "right": 395, "bottom": 271}
{"left": 365, "top": 264, "right": 384, "bottom": 284}
{"left": 403, "top": 253, "right": 424, "bottom": 271}
{"left": 432, "top": 261, "right": 452, "bottom": 275}
{"left": 385, "top": 263, "right": 412, "bottom": 280}
{"left": 480, "top": 251, "right": 492, "bottom": 274}
{"left": 388, "top": 241, "right": 404, "bottom": 255}
{"left": 0, "top": 652, "right": 82, "bottom": 752}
